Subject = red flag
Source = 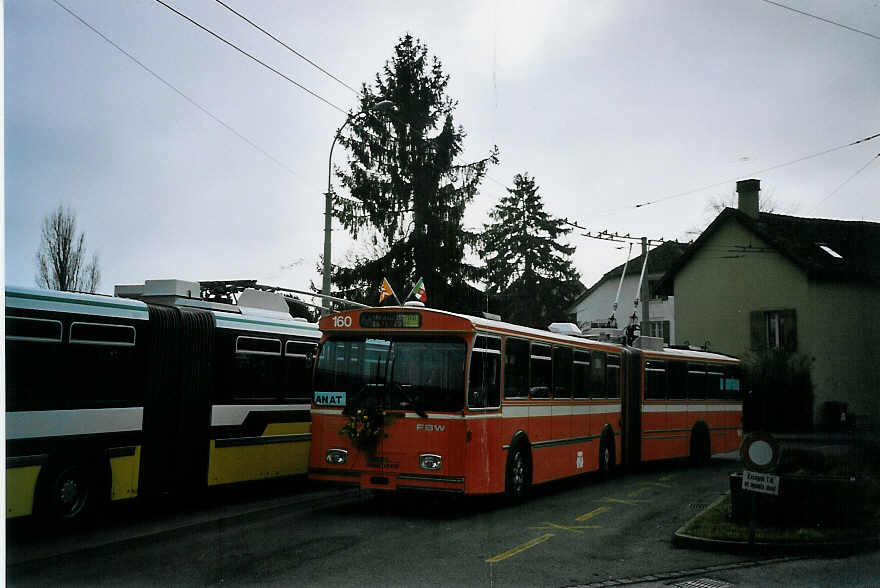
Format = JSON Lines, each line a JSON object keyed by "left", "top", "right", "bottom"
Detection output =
{"left": 379, "top": 278, "right": 396, "bottom": 304}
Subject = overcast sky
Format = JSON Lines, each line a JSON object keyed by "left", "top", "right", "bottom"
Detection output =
{"left": 5, "top": 0, "right": 879, "bottom": 303}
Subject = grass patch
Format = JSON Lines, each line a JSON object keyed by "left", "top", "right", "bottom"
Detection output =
{"left": 680, "top": 495, "right": 876, "bottom": 544}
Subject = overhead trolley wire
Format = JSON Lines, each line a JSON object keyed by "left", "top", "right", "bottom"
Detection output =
{"left": 152, "top": 0, "right": 348, "bottom": 115}
{"left": 213, "top": 0, "right": 359, "bottom": 94}
{"left": 52, "top": 0, "right": 313, "bottom": 186}
{"left": 759, "top": 0, "right": 880, "bottom": 42}
{"left": 806, "top": 152, "right": 880, "bottom": 214}
{"left": 627, "top": 131, "right": 880, "bottom": 211}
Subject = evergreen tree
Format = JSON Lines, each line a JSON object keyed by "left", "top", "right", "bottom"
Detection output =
{"left": 331, "top": 35, "right": 497, "bottom": 312}
{"left": 481, "top": 173, "right": 582, "bottom": 328}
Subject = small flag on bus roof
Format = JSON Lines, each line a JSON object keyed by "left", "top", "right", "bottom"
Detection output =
{"left": 379, "top": 277, "right": 397, "bottom": 304}
{"left": 408, "top": 277, "right": 427, "bottom": 303}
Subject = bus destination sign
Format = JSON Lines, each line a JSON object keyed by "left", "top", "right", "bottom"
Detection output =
{"left": 359, "top": 312, "right": 422, "bottom": 329}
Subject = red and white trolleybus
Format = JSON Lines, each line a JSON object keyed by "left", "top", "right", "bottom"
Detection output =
{"left": 308, "top": 305, "right": 742, "bottom": 498}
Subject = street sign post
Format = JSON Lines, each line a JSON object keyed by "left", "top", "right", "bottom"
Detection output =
{"left": 741, "top": 470, "right": 780, "bottom": 495}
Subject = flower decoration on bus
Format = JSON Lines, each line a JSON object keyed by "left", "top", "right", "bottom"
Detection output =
{"left": 339, "top": 407, "right": 396, "bottom": 454}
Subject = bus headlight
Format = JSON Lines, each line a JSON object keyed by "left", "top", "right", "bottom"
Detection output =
{"left": 419, "top": 454, "right": 442, "bottom": 470}
{"left": 325, "top": 449, "right": 348, "bottom": 465}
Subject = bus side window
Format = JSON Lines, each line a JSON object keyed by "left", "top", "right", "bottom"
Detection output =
{"left": 573, "top": 350, "right": 590, "bottom": 399}
{"left": 706, "top": 367, "right": 724, "bottom": 400}
{"left": 687, "top": 363, "right": 706, "bottom": 400}
{"left": 284, "top": 340, "right": 316, "bottom": 402}
{"left": 468, "top": 335, "right": 501, "bottom": 409}
{"left": 553, "top": 346, "right": 573, "bottom": 399}
{"left": 590, "top": 351, "right": 606, "bottom": 399}
{"left": 6, "top": 316, "right": 65, "bottom": 411}
{"left": 230, "top": 335, "right": 283, "bottom": 400}
{"left": 667, "top": 360, "right": 687, "bottom": 399}
{"left": 645, "top": 360, "right": 666, "bottom": 400}
{"left": 529, "top": 343, "right": 552, "bottom": 399}
{"left": 723, "top": 365, "right": 742, "bottom": 400}
{"left": 504, "top": 338, "right": 529, "bottom": 399}
{"left": 606, "top": 353, "right": 621, "bottom": 399}
{"left": 68, "top": 321, "right": 142, "bottom": 408}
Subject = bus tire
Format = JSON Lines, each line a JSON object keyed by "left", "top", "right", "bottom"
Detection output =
{"left": 689, "top": 424, "right": 711, "bottom": 466}
{"left": 599, "top": 434, "right": 615, "bottom": 480}
{"left": 36, "top": 459, "right": 106, "bottom": 530}
{"left": 504, "top": 443, "right": 531, "bottom": 502}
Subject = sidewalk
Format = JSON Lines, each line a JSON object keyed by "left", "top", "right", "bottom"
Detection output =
{"left": 6, "top": 485, "right": 360, "bottom": 566}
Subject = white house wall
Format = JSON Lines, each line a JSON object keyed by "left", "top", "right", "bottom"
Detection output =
{"left": 571, "top": 274, "right": 675, "bottom": 342}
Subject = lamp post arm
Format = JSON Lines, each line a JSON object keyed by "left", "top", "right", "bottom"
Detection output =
{"left": 322, "top": 113, "right": 361, "bottom": 301}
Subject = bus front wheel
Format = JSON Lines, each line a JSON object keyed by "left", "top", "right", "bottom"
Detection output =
{"left": 505, "top": 444, "right": 531, "bottom": 502}
{"left": 37, "top": 461, "right": 104, "bottom": 529}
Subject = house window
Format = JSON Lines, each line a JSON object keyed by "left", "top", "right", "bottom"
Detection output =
{"left": 750, "top": 309, "right": 797, "bottom": 352}
{"left": 648, "top": 320, "right": 671, "bottom": 344}
{"left": 648, "top": 279, "right": 667, "bottom": 301}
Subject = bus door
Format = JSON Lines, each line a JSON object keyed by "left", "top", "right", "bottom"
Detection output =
{"left": 465, "top": 334, "right": 502, "bottom": 492}
{"left": 643, "top": 357, "right": 669, "bottom": 461}
{"left": 140, "top": 305, "right": 214, "bottom": 499}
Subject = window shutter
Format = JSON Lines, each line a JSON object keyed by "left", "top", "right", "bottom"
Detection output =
{"left": 750, "top": 311, "right": 764, "bottom": 351}
{"left": 782, "top": 309, "right": 797, "bottom": 352}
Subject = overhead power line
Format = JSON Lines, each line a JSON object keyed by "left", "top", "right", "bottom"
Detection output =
{"left": 152, "top": 0, "right": 347, "bottom": 115}
{"left": 807, "top": 152, "right": 880, "bottom": 214}
{"left": 52, "top": 0, "right": 311, "bottom": 184}
{"left": 627, "top": 131, "right": 880, "bottom": 211}
{"left": 213, "top": 0, "right": 359, "bottom": 94}
{"left": 759, "top": 0, "right": 880, "bottom": 42}
{"left": 562, "top": 222, "right": 666, "bottom": 247}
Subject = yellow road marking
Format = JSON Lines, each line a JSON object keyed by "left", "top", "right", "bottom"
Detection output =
{"left": 600, "top": 497, "right": 651, "bottom": 505}
{"left": 576, "top": 506, "right": 612, "bottom": 522}
{"left": 529, "top": 522, "right": 600, "bottom": 533}
{"left": 628, "top": 487, "right": 653, "bottom": 498}
{"left": 485, "top": 534, "right": 555, "bottom": 563}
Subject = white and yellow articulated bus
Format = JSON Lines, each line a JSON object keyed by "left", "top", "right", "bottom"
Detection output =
{"left": 5, "top": 280, "right": 319, "bottom": 528}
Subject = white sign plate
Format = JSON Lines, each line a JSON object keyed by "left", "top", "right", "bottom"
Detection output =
{"left": 742, "top": 470, "right": 780, "bottom": 495}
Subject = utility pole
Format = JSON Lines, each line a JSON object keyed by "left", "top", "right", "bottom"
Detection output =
{"left": 640, "top": 236, "right": 649, "bottom": 338}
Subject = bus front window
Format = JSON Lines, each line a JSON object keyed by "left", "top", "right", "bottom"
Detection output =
{"left": 314, "top": 337, "right": 465, "bottom": 413}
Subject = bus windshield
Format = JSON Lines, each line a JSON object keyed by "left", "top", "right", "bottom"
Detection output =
{"left": 314, "top": 337, "right": 466, "bottom": 414}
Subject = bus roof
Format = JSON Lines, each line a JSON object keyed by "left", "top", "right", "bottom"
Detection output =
{"left": 320, "top": 306, "right": 738, "bottom": 363}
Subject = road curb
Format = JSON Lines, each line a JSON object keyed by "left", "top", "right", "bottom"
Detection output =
{"left": 672, "top": 493, "right": 880, "bottom": 556}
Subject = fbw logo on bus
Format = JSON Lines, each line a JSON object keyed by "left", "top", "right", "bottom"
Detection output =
{"left": 416, "top": 424, "right": 445, "bottom": 432}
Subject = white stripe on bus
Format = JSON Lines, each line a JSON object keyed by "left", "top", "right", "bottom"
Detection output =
{"left": 211, "top": 404, "right": 311, "bottom": 427}
{"left": 502, "top": 404, "right": 621, "bottom": 418}
{"left": 641, "top": 403, "right": 742, "bottom": 413}
{"left": 6, "top": 408, "right": 144, "bottom": 440}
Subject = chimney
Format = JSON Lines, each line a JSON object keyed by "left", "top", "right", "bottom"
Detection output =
{"left": 736, "top": 179, "right": 760, "bottom": 218}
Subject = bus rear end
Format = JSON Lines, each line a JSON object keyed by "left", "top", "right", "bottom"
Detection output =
{"left": 309, "top": 309, "right": 473, "bottom": 494}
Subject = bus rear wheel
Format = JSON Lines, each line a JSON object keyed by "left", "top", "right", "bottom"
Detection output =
{"left": 599, "top": 435, "right": 615, "bottom": 480}
{"left": 505, "top": 445, "right": 531, "bottom": 502}
{"left": 690, "top": 425, "right": 711, "bottom": 466}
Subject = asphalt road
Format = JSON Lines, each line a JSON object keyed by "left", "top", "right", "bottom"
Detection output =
{"left": 6, "top": 455, "right": 880, "bottom": 587}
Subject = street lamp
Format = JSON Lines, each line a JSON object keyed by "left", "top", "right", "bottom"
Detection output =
{"left": 322, "top": 100, "right": 395, "bottom": 305}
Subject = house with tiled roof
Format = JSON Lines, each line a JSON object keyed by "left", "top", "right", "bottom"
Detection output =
{"left": 566, "top": 241, "right": 688, "bottom": 343}
{"left": 656, "top": 179, "right": 880, "bottom": 429}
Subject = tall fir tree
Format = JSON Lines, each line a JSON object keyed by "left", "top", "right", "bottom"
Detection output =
{"left": 481, "top": 173, "right": 583, "bottom": 328}
{"left": 330, "top": 35, "right": 497, "bottom": 312}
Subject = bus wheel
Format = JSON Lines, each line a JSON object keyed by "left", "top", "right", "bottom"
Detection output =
{"left": 690, "top": 426, "right": 711, "bottom": 466}
{"left": 505, "top": 444, "right": 531, "bottom": 502}
{"left": 599, "top": 435, "right": 615, "bottom": 480}
{"left": 37, "top": 461, "right": 102, "bottom": 529}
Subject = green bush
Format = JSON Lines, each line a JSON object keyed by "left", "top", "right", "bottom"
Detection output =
{"left": 742, "top": 350, "right": 813, "bottom": 432}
